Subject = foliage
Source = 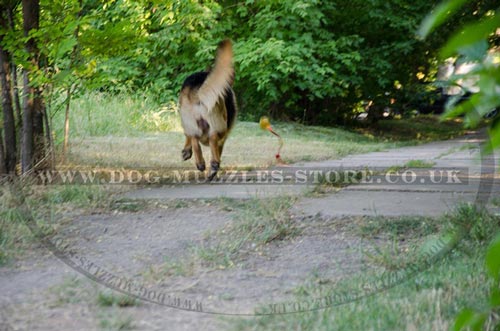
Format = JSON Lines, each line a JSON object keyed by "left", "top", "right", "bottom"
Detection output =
{"left": 3, "top": 0, "right": 483, "bottom": 126}
{"left": 418, "top": 0, "right": 500, "bottom": 151}
{"left": 453, "top": 233, "right": 500, "bottom": 331}
{"left": 1, "top": 0, "right": 498, "bottom": 175}
{"left": 419, "top": 3, "right": 500, "bottom": 330}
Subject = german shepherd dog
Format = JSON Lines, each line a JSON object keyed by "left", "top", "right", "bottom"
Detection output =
{"left": 178, "top": 39, "right": 237, "bottom": 180}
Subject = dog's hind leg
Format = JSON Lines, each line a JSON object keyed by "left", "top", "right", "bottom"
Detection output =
{"left": 208, "top": 133, "right": 221, "bottom": 180}
{"left": 191, "top": 136, "right": 206, "bottom": 171}
{"left": 181, "top": 136, "right": 193, "bottom": 161}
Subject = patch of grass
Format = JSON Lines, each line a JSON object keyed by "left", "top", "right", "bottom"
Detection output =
{"left": 231, "top": 206, "right": 497, "bottom": 331}
{"left": 354, "top": 215, "right": 440, "bottom": 271}
{"left": 357, "top": 205, "right": 498, "bottom": 270}
{"left": 46, "top": 278, "right": 136, "bottom": 330}
{"left": 97, "top": 291, "right": 139, "bottom": 308}
{"left": 110, "top": 199, "right": 147, "bottom": 213}
{"left": 404, "top": 159, "right": 436, "bottom": 168}
{"left": 98, "top": 311, "right": 134, "bottom": 331}
{"left": 355, "top": 215, "right": 439, "bottom": 239}
{"left": 57, "top": 92, "right": 416, "bottom": 168}
{"left": 233, "top": 250, "right": 489, "bottom": 331}
{"left": 52, "top": 92, "right": 181, "bottom": 141}
{"left": 41, "top": 184, "right": 109, "bottom": 208}
{"left": 444, "top": 203, "right": 500, "bottom": 245}
{"left": 362, "top": 238, "right": 415, "bottom": 271}
{"left": 0, "top": 181, "right": 124, "bottom": 263}
{"left": 190, "top": 243, "right": 235, "bottom": 269}
{"left": 140, "top": 197, "right": 299, "bottom": 278}
{"left": 354, "top": 204, "right": 498, "bottom": 244}
{"left": 376, "top": 159, "right": 436, "bottom": 177}
{"left": 48, "top": 277, "right": 91, "bottom": 306}
{"left": 192, "top": 196, "right": 299, "bottom": 268}
{"left": 65, "top": 120, "right": 406, "bottom": 169}
{"left": 0, "top": 185, "right": 34, "bottom": 264}
{"left": 0, "top": 210, "right": 30, "bottom": 265}
{"left": 436, "top": 143, "right": 475, "bottom": 159}
{"left": 143, "top": 256, "right": 194, "bottom": 280}
{"left": 492, "top": 197, "right": 500, "bottom": 207}
{"left": 356, "top": 115, "right": 467, "bottom": 142}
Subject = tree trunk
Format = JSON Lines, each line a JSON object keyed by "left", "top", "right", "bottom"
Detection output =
{"left": 21, "top": 70, "right": 33, "bottom": 173}
{"left": 33, "top": 89, "right": 45, "bottom": 164}
{"left": 6, "top": 6, "right": 22, "bottom": 125}
{"left": 11, "top": 63, "right": 21, "bottom": 123}
{"left": 62, "top": 0, "right": 83, "bottom": 162}
{"left": 0, "top": 128, "right": 6, "bottom": 175}
{"left": 21, "top": 0, "right": 43, "bottom": 174}
{"left": 63, "top": 87, "right": 71, "bottom": 159}
{"left": 0, "top": 9, "right": 17, "bottom": 174}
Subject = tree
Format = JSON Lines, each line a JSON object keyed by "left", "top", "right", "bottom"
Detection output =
{"left": 21, "top": 0, "right": 46, "bottom": 173}
{"left": 0, "top": 1, "right": 18, "bottom": 174}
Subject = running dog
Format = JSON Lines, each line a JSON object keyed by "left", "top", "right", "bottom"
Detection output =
{"left": 178, "top": 39, "right": 237, "bottom": 180}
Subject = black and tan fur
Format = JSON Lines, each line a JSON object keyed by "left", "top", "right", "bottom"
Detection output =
{"left": 178, "top": 39, "right": 237, "bottom": 180}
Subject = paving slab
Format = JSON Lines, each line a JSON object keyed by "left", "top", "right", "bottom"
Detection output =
{"left": 294, "top": 190, "right": 478, "bottom": 218}
{"left": 123, "top": 184, "right": 308, "bottom": 200}
{"left": 123, "top": 134, "right": 498, "bottom": 217}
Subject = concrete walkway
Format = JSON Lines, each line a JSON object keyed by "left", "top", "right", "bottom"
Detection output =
{"left": 124, "top": 133, "right": 499, "bottom": 217}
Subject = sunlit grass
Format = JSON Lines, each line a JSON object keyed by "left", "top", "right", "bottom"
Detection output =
{"left": 49, "top": 92, "right": 468, "bottom": 171}
{"left": 52, "top": 92, "right": 413, "bottom": 169}
{"left": 63, "top": 121, "right": 407, "bottom": 169}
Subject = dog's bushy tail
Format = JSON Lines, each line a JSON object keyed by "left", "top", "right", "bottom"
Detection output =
{"left": 197, "top": 39, "right": 234, "bottom": 113}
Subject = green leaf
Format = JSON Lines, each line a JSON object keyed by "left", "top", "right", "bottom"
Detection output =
{"left": 453, "top": 308, "right": 486, "bottom": 331}
{"left": 485, "top": 232, "right": 500, "bottom": 281}
{"left": 440, "top": 13, "right": 500, "bottom": 59}
{"left": 441, "top": 95, "right": 477, "bottom": 121}
{"left": 483, "top": 121, "right": 500, "bottom": 154}
{"left": 417, "top": 0, "right": 469, "bottom": 38}
{"left": 456, "top": 40, "right": 489, "bottom": 62}
{"left": 490, "top": 287, "right": 500, "bottom": 307}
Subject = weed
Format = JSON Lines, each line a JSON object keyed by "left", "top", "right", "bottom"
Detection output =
{"left": 356, "top": 215, "right": 438, "bottom": 239}
{"left": 98, "top": 311, "right": 134, "bottom": 331}
{"left": 97, "top": 291, "right": 139, "bottom": 308}
{"left": 48, "top": 277, "right": 93, "bottom": 307}
{"left": 110, "top": 199, "right": 146, "bottom": 212}
{"left": 444, "top": 203, "right": 500, "bottom": 244}
{"left": 143, "top": 256, "right": 194, "bottom": 280}
{"left": 41, "top": 184, "right": 108, "bottom": 208}
{"left": 404, "top": 159, "right": 436, "bottom": 168}
{"left": 187, "top": 196, "right": 299, "bottom": 268}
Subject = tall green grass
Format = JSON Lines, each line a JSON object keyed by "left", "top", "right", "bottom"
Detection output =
{"left": 50, "top": 92, "right": 181, "bottom": 141}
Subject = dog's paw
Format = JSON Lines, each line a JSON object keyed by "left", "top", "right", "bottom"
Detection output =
{"left": 196, "top": 162, "right": 206, "bottom": 172}
{"left": 207, "top": 161, "right": 220, "bottom": 181}
{"left": 181, "top": 148, "right": 192, "bottom": 161}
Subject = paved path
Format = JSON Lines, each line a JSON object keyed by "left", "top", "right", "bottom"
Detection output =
{"left": 124, "top": 133, "right": 499, "bottom": 217}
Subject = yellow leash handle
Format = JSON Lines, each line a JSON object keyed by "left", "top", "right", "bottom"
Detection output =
{"left": 259, "top": 116, "right": 285, "bottom": 163}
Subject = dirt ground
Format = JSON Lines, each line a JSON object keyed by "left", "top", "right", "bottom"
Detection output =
{"left": 1, "top": 136, "right": 498, "bottom": 331}
{"left": 0, "top": 204, "right": 374, "bottom": 331}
